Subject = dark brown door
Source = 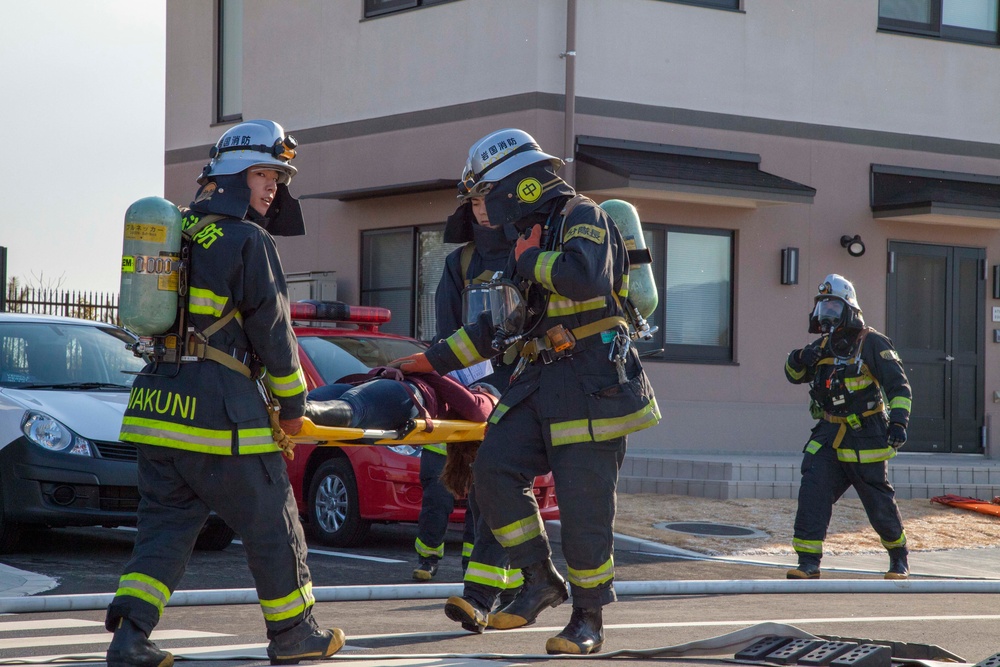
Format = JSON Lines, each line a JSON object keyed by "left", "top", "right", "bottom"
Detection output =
{"left": 887, "top": 242, "right": 984, "bottom": 453}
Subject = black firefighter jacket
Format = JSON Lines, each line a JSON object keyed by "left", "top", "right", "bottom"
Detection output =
{"left": 785, "top": 328, "right": 912, "bottom": 464}
{"left": 120, "top": 212, "right": 307, "bottom": 455}
{"left": 424, "top": 196, "right": 660, "bottom": 447}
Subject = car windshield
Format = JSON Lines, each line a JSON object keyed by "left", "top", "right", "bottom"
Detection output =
{"left": 0, "top": 321, "right": 145, "bottom": 389}
{"left": 299, "top": 335, "right": 426, "bottom": 384}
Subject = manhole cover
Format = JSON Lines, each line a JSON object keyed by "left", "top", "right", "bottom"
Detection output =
{"left": 653, "top": 521, "right": 767, "bottom": 538}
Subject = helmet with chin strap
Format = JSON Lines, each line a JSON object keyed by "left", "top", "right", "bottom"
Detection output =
{"left": 809, "top": 274, "right": 865, "bottom": 334}
{"left": 199, "top": 119, "right": 298, "bottom": 186}
{"left": 457, "top": 129, "right": 573, "bottom": 228}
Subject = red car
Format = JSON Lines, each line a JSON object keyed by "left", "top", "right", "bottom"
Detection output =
{"left": 286, "top": 300, "right": 559, "bottom": 547}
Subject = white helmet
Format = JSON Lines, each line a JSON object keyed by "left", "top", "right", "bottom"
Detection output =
{"left": 815, "top": 274, "right": 860, "bottom": 310}
{"left": 459, "top": 129, "right": 563, "bottom": 199}
{"left": 810, "top": 273, "right": 864, "bottom": 334}
{"left": 199, "top": 119, "right": 298, "bottom": 186}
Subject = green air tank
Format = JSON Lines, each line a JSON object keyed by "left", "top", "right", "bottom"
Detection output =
{"left": 600, "top": 199, "right": 658, "bottom": 319}
{"left": 119, "top": 196, "right": 183, "bottom": 336}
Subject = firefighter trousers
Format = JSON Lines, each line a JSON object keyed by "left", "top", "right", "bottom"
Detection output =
{"left": 473, "top": 390, "right": 626, "bottom": 608}
{"left": 106, "top": 445, "right": 320, "bottom": 645}
{"left": 461, "top": 484, "right": 522, "bottom": 609}
{"left": 416, "top": 449, "right": 474, "bottom": 561}
{"left": 793, "top": 442, "right": 906, "bottom": 561}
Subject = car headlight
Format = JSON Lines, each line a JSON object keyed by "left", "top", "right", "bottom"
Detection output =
{"left": 386, "top": 445, "right": 421, "bottom": 457}
{"left": 21, "top": 412, "right": 93, "bottom": 456}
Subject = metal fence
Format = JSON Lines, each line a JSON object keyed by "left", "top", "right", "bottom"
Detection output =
{"left": 3, "top": 286, "right": 120, "bottom": 325}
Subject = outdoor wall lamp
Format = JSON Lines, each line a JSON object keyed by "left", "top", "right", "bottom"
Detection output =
{"left": 781, "top": 247, "right": 799, "bottom": 285}
{"left": 840, "top": 234, "right": 866, "bottom": 257}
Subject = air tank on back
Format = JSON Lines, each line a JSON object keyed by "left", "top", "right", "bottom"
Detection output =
{"left": 599, "top": 199, "right": 658, "bottom": 319}
{"left": 119, "top": 196, "right": 182, "bottom": 336}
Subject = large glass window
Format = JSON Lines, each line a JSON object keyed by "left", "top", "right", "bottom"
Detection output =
{"left": 360, "top": 226, "right": 451, "bottom": 339}
{"left": 879, "top": 0, "right": 999, "bottom": 45}
{"left": 638, "top": 225, "right": 734, "bottom": 363}
{"left": 217, "top": 0, "right": 243, "bottom": 122}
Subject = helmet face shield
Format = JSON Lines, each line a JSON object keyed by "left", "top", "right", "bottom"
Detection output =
{"left": 461, "top": 279, "right": 526, "bottom": 334}
{"left": 812, "top": 298, "right": 846, "bottom": 333}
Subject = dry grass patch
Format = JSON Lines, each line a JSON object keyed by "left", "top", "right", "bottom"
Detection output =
{"left": 614, "top": 494, "right": 1000, "bottom": 557}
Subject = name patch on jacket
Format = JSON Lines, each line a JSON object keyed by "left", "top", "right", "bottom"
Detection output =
{"left": 565, "top": 224, "right": 606, "bottom": 244}
{"left": 128, "top": 387, "right": 198, "bottom": 420}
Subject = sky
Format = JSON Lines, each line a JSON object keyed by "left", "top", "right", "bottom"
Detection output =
{"left": 1, "top": 1, "right": 166, "bottom": 294}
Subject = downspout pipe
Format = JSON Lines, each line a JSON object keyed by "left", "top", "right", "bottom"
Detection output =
{"left": 562, "top": 0, "right": 577, "bottom": 186}
{"left": 5, "top": 579, "right": 1000, "bottom": 614}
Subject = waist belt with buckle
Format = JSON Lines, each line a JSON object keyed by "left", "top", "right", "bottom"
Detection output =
{"left": 822, "top": 402, "right": 885, "bottom": 449}
{"left": 520, "top": 316, "right": 627, "bottom": 364}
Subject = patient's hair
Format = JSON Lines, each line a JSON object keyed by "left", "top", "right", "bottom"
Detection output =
{"left": 440, "top": 441, "right": 481, "bottom": 497}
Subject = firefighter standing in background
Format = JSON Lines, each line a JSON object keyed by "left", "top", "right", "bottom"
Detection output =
{"left": 393, "top": 128, "right": 660, "bottom": 655}
{"left": 411, "top": 193, "right": 515, "bottom": 584}
{"left": 106, "top": 120, "right": 344, "bottom": 667}
{"left": 784, "top": 274, "right": 912, "bottom": 581}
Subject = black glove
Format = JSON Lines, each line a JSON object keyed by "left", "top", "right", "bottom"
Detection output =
{"left": 797, "top": 342, "right": 826, "bottom": 367}
{"left": 887, "top": 422, "right": 907, "bottom": 449}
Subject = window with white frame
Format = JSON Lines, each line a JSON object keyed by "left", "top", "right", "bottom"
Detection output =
{"left": 217, "top": 0, "right": 243, "bottom": 122}
{"left": 360, "top": 227, "right": 451, "bottom": 340}
{"left": 637, "top": 225, "right": 734, "bottom": 363}
{"left": 878, "top": 0, "right": 999, "bottom": 45}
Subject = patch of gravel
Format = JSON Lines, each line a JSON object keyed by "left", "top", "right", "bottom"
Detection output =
{"left": 614, "top": 494, "right": 1000, "bottom": 557}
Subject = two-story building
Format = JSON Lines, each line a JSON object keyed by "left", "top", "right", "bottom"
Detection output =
{"left": 163, "top": 1, "right": 1000, "bottom": 481}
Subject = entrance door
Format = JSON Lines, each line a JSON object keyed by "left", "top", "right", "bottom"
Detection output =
{"left": 887, "top": 242, "right": 984, "bottom": 453}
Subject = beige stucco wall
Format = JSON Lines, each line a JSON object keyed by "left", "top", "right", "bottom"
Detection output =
{"left": 164, "top": 0, "right": 1000, "bottom": 456}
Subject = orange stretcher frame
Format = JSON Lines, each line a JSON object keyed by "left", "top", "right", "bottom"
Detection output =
{"left": 294, "top": 417, "right": 485, "bottom": 447}
{"left": 930, "top": 494, "right": 1000, "bottom": 518}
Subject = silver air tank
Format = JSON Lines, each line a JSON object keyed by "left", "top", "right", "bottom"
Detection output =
{"left": 119, "top": 196, "right": 182, "bottom": 336}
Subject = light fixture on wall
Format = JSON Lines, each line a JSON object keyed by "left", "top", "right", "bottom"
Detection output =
{"left": 840, "top": 234, "right": 866, "bottom": 257}
{"left": 781, "top": 247, "right": 799, "bottom": 285}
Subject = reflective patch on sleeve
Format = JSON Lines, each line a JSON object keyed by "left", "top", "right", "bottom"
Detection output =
{"left": 880, "top": 350, "right": 901, "bottom": 361}
{"left": 564, "top": 224, "right": 606, "bottom": 245}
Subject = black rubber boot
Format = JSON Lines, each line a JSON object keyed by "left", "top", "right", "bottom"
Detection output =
{"left": 266, "top": 628, "right": 346, "bottom": 665}
{"left": 545, "top": 606, "right": 605, "bottom": 655}
{"left": 489, "top": 559, "right": 568, "bottom": 630}
{"left": 106, "top": 617, "right": 174, "bottom": 667}
{"left": 786, "top": 557, "right": 822, "bottom": 579}
{"left": 444, "top": 595, "right": 491, "bottom": 634}
{"left": 412, "top": 558, "right": 438, "bottom": 581}
{"left": 304, "top": 400, "right": 354, "bottom": 427}
{"left": 885, "top": 548, "right": 909, "bottom": 580}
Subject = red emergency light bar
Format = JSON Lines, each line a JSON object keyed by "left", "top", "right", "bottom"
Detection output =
{"left": 290, "top": 300, "right": 391, "bottom": 331}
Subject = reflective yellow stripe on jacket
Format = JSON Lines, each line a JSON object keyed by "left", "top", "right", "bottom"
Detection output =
{"left": 267, "top": 367, "right": 306, "bottom": 399}
{"left": 188, "top": 287, "right": 227, "bottom": 317}
{"left": 549, "top": 399, "right": 661, "bottom": 445}
{"left": 121, "top": 417, "right": 278, "bottom": 455}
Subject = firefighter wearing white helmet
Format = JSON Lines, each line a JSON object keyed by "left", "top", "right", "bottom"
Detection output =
{"left": 107, "top": 120, "right": 346, "bottom": 667}
{"left": 392, "top": 128, "right": 660, "bottom": 655}
{"left": 784, "top": 274, "right": 912, "bottom": 581}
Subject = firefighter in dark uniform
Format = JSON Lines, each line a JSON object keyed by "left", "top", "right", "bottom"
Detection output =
{"left": 412, "top": 196, "right": 515, "bottom": 584}
{"left": 106, "top": 120, "right": 344, "bottom": 667}
{"left": 785, "top": 274, "right": 912, "bottom": 581}
{"left": 393, "top": 128, "right": 660, "bottom": 655}
{"left": 428, "top": 188, "right": 527, "bottom": 628}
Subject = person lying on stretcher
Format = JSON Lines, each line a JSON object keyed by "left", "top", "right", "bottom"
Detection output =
{"left": 305, "top": 366, "right": 500, "bottom": 429}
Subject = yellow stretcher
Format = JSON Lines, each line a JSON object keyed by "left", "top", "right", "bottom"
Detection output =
{"left": 295, "top": 417, "right": 485, "bottom": 447}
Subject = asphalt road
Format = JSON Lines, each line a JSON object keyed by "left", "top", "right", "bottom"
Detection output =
{"left": 2, "top": 523, "right": 1000, "bottom": 667}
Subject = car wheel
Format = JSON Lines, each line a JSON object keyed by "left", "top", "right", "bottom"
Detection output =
{"left": 194, "top": 516, "right": 236, "bottom": 551}
{"left": 307, "top": 458, "right": 371, "bottom": 547}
